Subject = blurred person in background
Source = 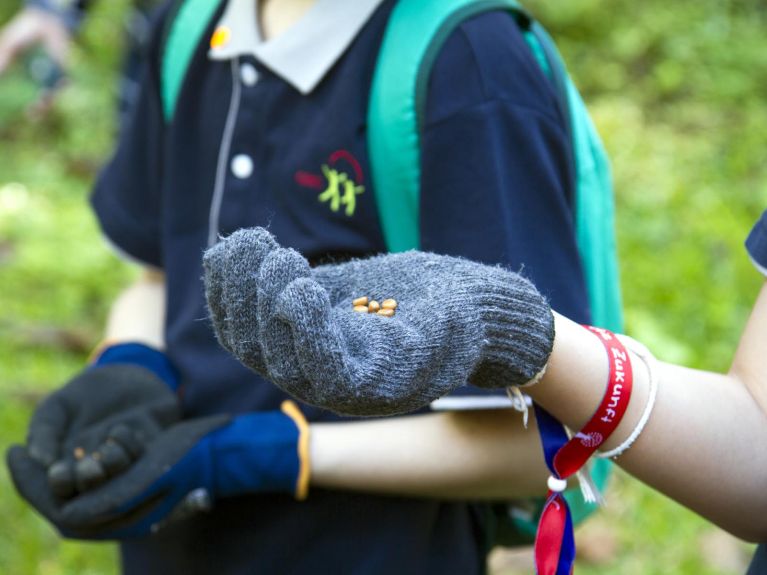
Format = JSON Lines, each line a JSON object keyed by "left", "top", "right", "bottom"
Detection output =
{"left": 0, "top": 0, "right": 162, "bottom": 121}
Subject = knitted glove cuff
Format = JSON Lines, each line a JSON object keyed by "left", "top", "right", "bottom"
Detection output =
{"left": 465, "top": 268, "right": 555, "bottom": 389}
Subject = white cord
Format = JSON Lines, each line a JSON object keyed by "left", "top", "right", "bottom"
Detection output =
{"left": 506, "top": 386, "right": 530, "bottom": 428}
{"left": 506, "top": 363, "right": 548, "bottom": 429}
{"left": 596, "top": 335, "right": 659, "bottom": 459}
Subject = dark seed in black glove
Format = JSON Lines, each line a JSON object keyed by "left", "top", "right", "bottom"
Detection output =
{"left": 47, "top": 460, "right": 76, "bottom": 499}
{"left": 95, "top": 440, "right": 132, "bottom": 477}
{"left": 74, "top": 456, "right": 106, "bottom": 493}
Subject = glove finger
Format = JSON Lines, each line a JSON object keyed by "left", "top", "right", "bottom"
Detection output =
{"left": 58, "top": 456, "right": 171, "bottom": 527}
{"left": 74, "top": 455, "right": 107, "bottom": 493}
{"left": 202, "top": 239, "right": 234, "bottom": 352}
{"left": 60, "top": 415, "right": 230, "bottom": 526}
{"left": 204, "top": 227, "right": 279, "bottom": 362}
{"left": 273, "top": 277, "right": 351, "bottom": 402}
{"left": 95, "top": 440, "right": 133, "bottom": 478}
{"left": 58, "top": 477, "right": 170, "bottom": 538}
{"left": 275, "top": 278, "right": 434, "bottom": 415}
{"left": 255, "top": 248, "right": 310, "bottom": 386}
{"left": 62, "top": 486, "right": 188, "bottom": 540}
{"left": 107, "top": 423, "right": 145, "bottom": 459}
{"left": 147, "top": 393, "right": 183, "bottom": 428}
{"left": 9, "top": 445, "right": 170, "bottom": 540}
{"left": 27, "top": 396, "right": 69, "bottom": 466}
{"left": 72, "top": 489, "right": 172, "bottom": 540}
{"left": 63, "top": 435, "right": 136, "bottom": 495}
{"left": 48, "top": 459, "right": 77, "bottom": 499}
{"left": 217, "top": 229, "right": 282, "bottom": 371}
{"left": 7, "top": 445, "right": 62, "bottom": 525}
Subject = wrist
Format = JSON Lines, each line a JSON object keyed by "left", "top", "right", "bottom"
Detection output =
{"left": 91, "top": 342, "right": 180, "bottom": 392}
{"left": 210, "top": 401, "right": 310, "bottom": 500}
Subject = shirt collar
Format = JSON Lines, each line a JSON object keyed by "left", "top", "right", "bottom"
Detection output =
{"left": 208, "top": 0, "right": 386, "bottom": 94}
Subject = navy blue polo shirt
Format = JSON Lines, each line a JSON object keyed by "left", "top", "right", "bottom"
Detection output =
{"left": 91, "top": 1, "right": 590, "bottom": 573}
{"left": 746, "top": 210, "right": 767, "bottom": 276}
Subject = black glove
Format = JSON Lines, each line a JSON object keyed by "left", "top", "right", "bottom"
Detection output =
{"left": 7, "top": 404, "right": 307, "bottom": 540}
{"left": 7, "top": 414, "right": 230, "bottom": 539}
{"left": 9, "top": 343, "right": 181, "bottom": 504}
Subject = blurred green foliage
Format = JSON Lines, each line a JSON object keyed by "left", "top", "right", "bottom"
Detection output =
{"left": 0, "top": 0, "right": 764, "bottom": 573}
{"left": 0, "top": 1, "right": 132, "bottom": 573}
{"left": 528, "top": 0, "right": 767, "bottom": 372}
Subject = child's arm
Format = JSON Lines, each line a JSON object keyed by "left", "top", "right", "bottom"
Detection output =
{"left": 526, "top": 288, "right": 767, "bottom": 542}
{"left": 104, "top": 267, "right": 166, "bottom": 350}
{"left": 310, "top": 408, "right": 549, "bottom": 500}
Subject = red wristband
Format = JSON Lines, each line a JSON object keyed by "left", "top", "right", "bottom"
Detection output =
{"left": 551, "top": 326, "right": 634, "bottom": 479}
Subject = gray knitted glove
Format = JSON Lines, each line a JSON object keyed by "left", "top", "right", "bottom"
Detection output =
{"left": 202, "top": 228, "right": 554, "bottom": 416}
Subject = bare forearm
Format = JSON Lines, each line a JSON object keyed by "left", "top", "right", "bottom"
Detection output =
{"left": 528, "top": 289, "right": 767, "bottom": 541}
{"left": 104, "top": 268, "right": 166, "bottom": 349}
{"left": 310, "top": 409, "right": 549, "bottom": 500}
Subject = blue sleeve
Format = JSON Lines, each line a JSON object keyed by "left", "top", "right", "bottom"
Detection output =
{"left": 89, "top": 7, "right": 169, "bottom": 268}
{"left": 420, "top": 12, "right": 591, "bottom": 403}
{"left": 747, "top": 544, "right": 767, "bottom": 575}
{"left": 745, "top": 210, "right": 767, "bottom": 276}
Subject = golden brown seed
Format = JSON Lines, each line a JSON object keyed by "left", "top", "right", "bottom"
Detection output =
{"left": 368, "top": 300, "right": 380, "bottom": 313}
{"left": 353, "top": 305, "right": 369, "bottom": 313}
{"left": 352, "top": 296, "right": 369, "bottom": 307}
{"left": 377, "top": 308, "right": 395, "bottom": 317}
{"left": 73, "top": 447, "right": 85, "bottom": 460}
{"left": 381, "top": 299, "right": 398, "bottom": 310}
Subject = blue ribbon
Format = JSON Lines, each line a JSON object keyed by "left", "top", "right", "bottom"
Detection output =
{"left": 534, "top": 404, "right": 576, "bottom": 574}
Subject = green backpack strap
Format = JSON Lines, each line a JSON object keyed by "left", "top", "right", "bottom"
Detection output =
{"left": 160, "top": 0, "right": 224, "bottom": 123}
{"left": 368, "top": 0, "right": 525, "bottom": 253}
{"left": 523, "top": 25, "right": 624, "bottom": 333}
{"left": 368, "top": 0, "right": 621, "bottom": 544}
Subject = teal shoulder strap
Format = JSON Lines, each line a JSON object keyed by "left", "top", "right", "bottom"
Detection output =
{"left": 367, "top": 0, "right": 525, "bottom": 253}
{"left": 160, "top": 0, "right": 223, "bottom": 123}
{"left": 368, "top": 0, "right": 620, "bottom": 542}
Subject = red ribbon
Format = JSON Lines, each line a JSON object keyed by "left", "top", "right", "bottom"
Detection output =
{"left": 535, "top": 494, "right": 570, "bottom": 575}
{"left": 552, "top": 327, "right": 634, "bottom": 478}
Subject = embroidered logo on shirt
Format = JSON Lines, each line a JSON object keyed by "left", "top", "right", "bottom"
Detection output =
{"left": 295, "top": 150, "right": 365, "bottom": 217}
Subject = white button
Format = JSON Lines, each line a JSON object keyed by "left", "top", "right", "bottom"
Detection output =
{"left": 231, "top": 154, "right": 254, "bottom": 179}
{"left": 240, "top": 63, "right": 259, "bottom": 87}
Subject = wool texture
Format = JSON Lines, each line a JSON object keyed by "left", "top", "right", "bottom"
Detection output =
{"left": 202, "top": 227, "right": 555, "bottom": 417}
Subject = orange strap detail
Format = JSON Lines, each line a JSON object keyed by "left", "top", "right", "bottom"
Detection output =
{"left": 280, "top": 400, "right": 311, "bottom": 501}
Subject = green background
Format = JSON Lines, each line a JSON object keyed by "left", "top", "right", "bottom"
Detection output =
{"left": 0, "top": 0, "right": 764, "bottom": 573}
